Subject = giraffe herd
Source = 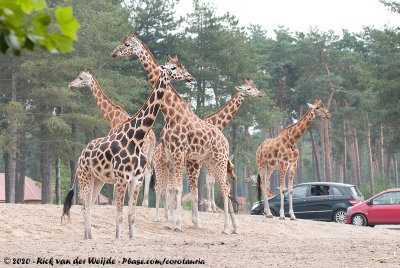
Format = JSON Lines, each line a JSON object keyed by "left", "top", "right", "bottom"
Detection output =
{"left": 62, "top": 33, "right": 331, "bottom": 239}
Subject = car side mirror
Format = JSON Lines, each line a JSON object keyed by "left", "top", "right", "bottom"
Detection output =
{"left": 366, "top": 201, "right": 372, "bottom": 206}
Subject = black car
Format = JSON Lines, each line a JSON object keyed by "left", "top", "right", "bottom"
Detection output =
{"left": 250, "top": 182, "right": 364, "bottom": 223}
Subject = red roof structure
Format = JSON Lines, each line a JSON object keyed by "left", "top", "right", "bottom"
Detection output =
{"left": 0, "top": 173, "right": 41, "bottom": 202}
{"left": 0, "top": 173, "right": 109, "bottom": 204}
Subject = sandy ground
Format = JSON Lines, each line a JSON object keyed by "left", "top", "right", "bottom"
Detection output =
{"left": 0, "top": 203, "right": 399, "bottom": 267}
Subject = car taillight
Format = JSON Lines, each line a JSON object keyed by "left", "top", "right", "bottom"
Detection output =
{"left": 349, "top": 200, "right": 358, "bottom": 205}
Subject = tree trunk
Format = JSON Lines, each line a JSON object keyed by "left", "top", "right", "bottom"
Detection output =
{"left": 393, "top": 154, "right": 398, "bottom": 188}
{"left": 366, "top": 113, "right": 375, "bottom": 195}
{"left": 386, "top": 154, "right": 392, "bottom": 188}
{"left": 40, "top": 141, "right": 53, "bottom": 204}
{"left": 308, "top": 129, "right": 321, "bottom": 182}
{"left": 380, "top": 123, "right": 384, "bottom": 175}
{"left": 4, "top": 152, "right": 10, "bottom": 202}
{"left": 55, "top": 157, "right": 61, "bottom": 205}
{"left": 324, "top": 117, "right": 332, "bottom": 182}
{"left": 15, "top": 132, "right": 26, "bottom": 203}
{"left": 297, "top": 105, "right": 304, "bottom": 184}
{"left": 70, "top": 123, "right": 78, "bottom": 204}
{"left": 343, "top": 120, "right": 347, "bottom": 183}
{"left": 354, "top": 132, "right": 362, "bottom": 187}
{"left": 7, "top": 56, "right": 17, "bottom": 203}
{"left": 318, "top": 122, "right": 326, "bottom": 181}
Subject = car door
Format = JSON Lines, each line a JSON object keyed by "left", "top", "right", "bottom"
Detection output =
{"left": 283, "top": 185, "right": 309, "bottom": 218}
{"left": 301, "top": 184, "right": 335, "bottom": 220}
{"left": 368, "top": 191, "right": 400, "bottom": 224}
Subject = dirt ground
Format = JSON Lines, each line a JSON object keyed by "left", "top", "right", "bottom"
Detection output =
{"left": 0, "top": 203, "right": 399, "bottom": 267}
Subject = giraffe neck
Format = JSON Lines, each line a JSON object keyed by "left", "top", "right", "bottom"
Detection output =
{"left": 203, "top": 91, "right": 244, "bottom": 130}
{"left": 136, "top": 41, "right": 192, "bottom": 123}
{"left": 115, "top": 73, "right": 169, "bottom": 146}
{"left": 137, "top": 42, "right": 161, "bottom": 89}
{"left": 282, "top": 109, "right": 314, "bottom": 145}
{"left": 89, "top": 76, "right": 129, "bottom": 129}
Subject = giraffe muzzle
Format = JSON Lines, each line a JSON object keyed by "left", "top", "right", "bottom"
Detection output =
{"left": 185, "top": 75, "right": 194, "bottom": 82}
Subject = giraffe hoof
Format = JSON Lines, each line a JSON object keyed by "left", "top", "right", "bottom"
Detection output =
{"left": 164, "top": 226, "right": 172, "bottom": 230}
{"left": 194, "top": 224, "right": 202, "bottom": 229}
{"left": 266, "top": 214, "right": 273, "bottom": 219}
{"left": 174, "top": 228, "right": 182, "bottom": 232}
{"left": 222, "top": 231, "right": 229, "bottom": 235}
{"left": 290, "top": 217, "right": 296, "bottom": 221}
{"left": 154, "top": 218, "right": 160, "bottom": 222}
{"left": 279, "top": 217, "right": 285, "bottom": 220}
{"left": 232, "top": 231, "right": 238, "bottom": 235}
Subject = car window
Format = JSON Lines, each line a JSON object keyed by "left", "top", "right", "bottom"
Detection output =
{"left": 331, "top": 186, "right": 343, "bottom": 196}
{"left": 283, "top": 186, "right": 308, "bottom": 199}
{"left": 349, "top": 186, "right": 362, "bottom": 197}
{"left": 310, "top": 185, "right": 331, "bottom": 196}
{"left": 372, "top": 192, "right": 400, "bottom": 205}
{"left": 293, "top": 186, "right": 308, "bottom": 198}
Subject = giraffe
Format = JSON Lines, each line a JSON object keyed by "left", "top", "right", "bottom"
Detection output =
{"left": 151, "top": 145, "right": 235, "bottom": 222}
{"left": 151, "top": 78, "right": 262, "bottom": 218}
{"left": 68, "top": 69, "right": 156, "bottom": 207}
{"left": 111, "top": 33, "right": 238, "bottom": 234}
{"left": 202, "top": 78, "right": 263, "bottom": 212}
{"left": 62, "top": 57, "right": 194, "bottom": 239}
{"left": 256, "top": 98, "right": 331, "bottom": 220}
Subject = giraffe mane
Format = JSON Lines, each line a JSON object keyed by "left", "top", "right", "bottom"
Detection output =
{"left": 203, "top": 91, "right": 241, "bottom": 120}
{"left": 91, "top": 76, "right": 127, "bottom": 114}
{"left": 280, "top": 109, "right": 313, "bottom": 133}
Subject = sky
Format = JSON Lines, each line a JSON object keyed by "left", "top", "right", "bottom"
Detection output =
{"left": 175, "top": 0, "right": 400, "bottom": 35}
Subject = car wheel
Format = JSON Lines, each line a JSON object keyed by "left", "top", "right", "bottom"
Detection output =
{"left": 351, "top": 214, "right": 367, "bottom": 226}
{"left": 368, "top": 224, "right": 375, "bottom": 228}
{"left": 333, "top": 209, "right": 347, "bottom": 223}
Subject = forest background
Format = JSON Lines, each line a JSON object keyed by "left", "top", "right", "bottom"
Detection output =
{"left": 1, "top": 0, "right": 400, "bottom": 210}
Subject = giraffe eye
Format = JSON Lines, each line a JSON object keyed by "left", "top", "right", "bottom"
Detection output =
{"left": 124, "top": 43, "right": 130, "bottom": 47}
{"left": 171, "top": 67, "right": 176, "bottom": 70}
{"left": 79, "top": 77, "right": 83, "bottom": 80}
{"left": 316, "top": 107, "right": 319, "bottom": 109}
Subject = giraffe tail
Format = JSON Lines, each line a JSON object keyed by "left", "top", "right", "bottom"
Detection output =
{"left": 227, "top": 159, "right": 237, "bottom": 182}
{"left": 61, "top": 189, "right": 74, "bottom": 223}
{"left": 257, "top": 174, "right": 262, "bottom": 201}
{"left": 150, "top": 167, "right": 156, "bottom": 189}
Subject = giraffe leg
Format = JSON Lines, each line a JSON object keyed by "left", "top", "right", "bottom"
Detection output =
{"left": 114, "top": 179, "right": 127, "bottom": 239}
{"left": 128, "top": 174, "right": 144, "bottom": 239}
{"left": 262, "top": 168, "right": 274, "bottom": 218}
{"left": 287, "top": 162, "right": 297, "bottom": 220}
{"left": 91, "top": 179, "right": 105, "bottom": 207}
{"left": 210, "top": 176, "right": 216, "bottom": 213}
{"left": 210, "top": 160, "right": 232, "bottom": 234}
{"left": 141, "top": 168, "right": 151, "bottom": 207}
{"left": 228, "top": 194, "right": 239, "bottom": 234}
{"left": 278, "top": 165, "right": 289, "bottom": 220}
{"left": 205, "top": 168, "right": 213, "bottom": 212}
{"left": 186, "top": 160, "right": 202, "bottom": 229}
{"left": 164, "top": 164, "right": 175, "bottom": 230}
{"left": 81, "top": 179, "right": 94, "bottom": 239}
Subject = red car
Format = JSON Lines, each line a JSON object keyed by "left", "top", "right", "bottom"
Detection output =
{"left": 346, "top": 189, "right": 400, "bottom": 226}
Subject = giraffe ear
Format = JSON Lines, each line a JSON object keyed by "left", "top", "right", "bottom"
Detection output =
{"left": 229, "top": 154, "right": 234, "bottom": 161}
{"left": 174, "top": 54, "right": 178, "bottom": 59}
{"left": 167, "top": 54, "right": 172, "bottom": 61}
{"left": 307, "top": 103, "right": 316, "bottom": 109}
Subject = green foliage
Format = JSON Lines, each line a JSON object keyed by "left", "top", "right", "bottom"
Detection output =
{"left": 0, "top": 0, "right": 79, "bottom": 54}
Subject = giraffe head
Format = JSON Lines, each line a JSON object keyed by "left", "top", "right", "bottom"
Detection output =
{"left": 110, "top": 32, "right": 143, "bottom": 57}
{"left": 68, "top": 68, "right": 93, "bottom": 88}
{"left": 235, "top": 78, "right": 263, "bottom": 98}
{"left": 307, "top": 98, "right": 331, "bottom": 119}
{"left": 159, "top": 54, "right": 194, "bottom": 82}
